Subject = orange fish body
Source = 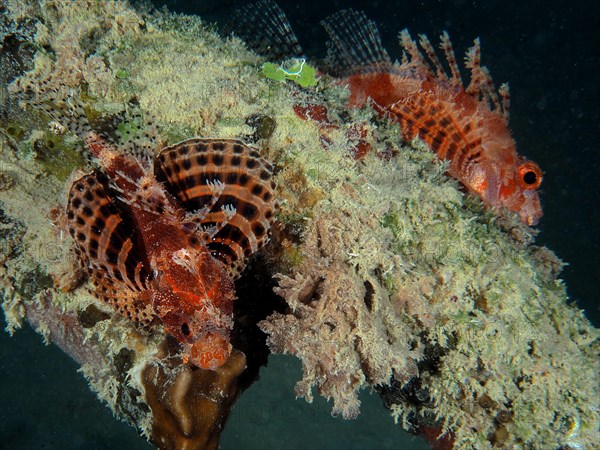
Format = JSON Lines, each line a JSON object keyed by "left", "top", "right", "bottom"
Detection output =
{"left": 322, "top": 11, "right": 543, "bottom": 225}
{"left": 63, "top": 116, "right": 276, "bottom": 369}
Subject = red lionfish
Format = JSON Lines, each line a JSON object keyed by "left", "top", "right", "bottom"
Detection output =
{"left": 320, "top": 10, "right": 543, "bottom": 226}
{"left": 34, "top": 92, "right": 276, "bottom": 370}
{"left": 232, "top": 1, "right": 543, "bottom": 226}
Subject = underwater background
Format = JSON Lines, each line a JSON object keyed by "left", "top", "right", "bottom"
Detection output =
{"left": 0, "top": 0, "right": 598, "bottom": 449}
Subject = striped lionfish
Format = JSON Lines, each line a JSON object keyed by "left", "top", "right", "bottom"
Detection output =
{"left": 36, "top": 92, "right": 276, "bottom": 370}
{"left": 232, "top": 1, "right": 543, "bottom": 226}
{"left": 320, "top": 10, "right": 543, "bottom": 226}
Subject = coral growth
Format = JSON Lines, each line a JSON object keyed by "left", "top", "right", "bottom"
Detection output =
{"left": 143, "top": 343, "right": 247, "bottom": 450}
{"left": 262, "top": 135, "right": 599, "bottom": 447}
{"left": 261, "top": 210, "right": 421, "bottom": 419}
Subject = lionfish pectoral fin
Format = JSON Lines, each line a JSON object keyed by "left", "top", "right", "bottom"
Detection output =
{"left": 321, "top": 9, "right": 393, "bottom": 77}
{"left": 388, "top": 98, "right": 478, "bottom": 163}
{"left": 224, "top": 258, "right": 247, "bottom": 280}
{"left": 225, "top": 0, "right": 304, "bottom": 61}
{"left": 89, "top": 271, "right": 154, "bottom": 325}
{"left": 67, "top": 172, "right": 153, "bottom": 298}
{"left": 155, "top": 138, "right": 277, "bottom": 274}
{"left": 181, "top": 178, "right": 226, "bottom": 231}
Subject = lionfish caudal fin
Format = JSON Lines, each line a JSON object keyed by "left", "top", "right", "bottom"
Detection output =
{"left": 67, "top": 172, "right": 154, "bottom": 324}
{"left": 321, "top": 9, "right": 393, "bottom": 77}
{"left": 399, "top": 30, "right": 510, "bottom": 119}
{"left": 21, "top": 79, "right": 160, "bottom": 167}
{"left": 225, "top": 0, "right": 304, "bottom": 61}
{"left": 116, "top": 103, "right": 163, "bottom": 165}
{"left": 155, "top": 138, "right": 277, "bottom": 277}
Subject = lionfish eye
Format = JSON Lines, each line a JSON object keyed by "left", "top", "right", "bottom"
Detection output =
{"left": 523, "top": 171, "right": 537, "bottom": 185}
{"left": 181, "top": 323, "right": 191, "bottom": 336}
{"left": 518, "top": 162, "right": 542, "bottom": 190}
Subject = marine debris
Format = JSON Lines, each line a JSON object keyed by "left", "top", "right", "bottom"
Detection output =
{"left": 0, "top": 1, "right": 598, "bottom": 450}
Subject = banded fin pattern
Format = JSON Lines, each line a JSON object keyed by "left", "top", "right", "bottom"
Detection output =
{"left": 387, "top": 98, "right": 483, "bottom": 173}
{"left": 155, "top": 138, "right": 277, "bottom": 273}
{"left": 320, "top": 8, "right": 542, "bottom": 225}
{"left": 320, "top": 10, "right": 506, "bottom": 168}
{"left": 66, "top": 172, "right": 153, "bottom": 322}
{"left": 321, "top": 9, "right": 393, "bottom": 77}
{"left": 89, "top": 271, "right": 154, "bottom": 325}
{"left": 227, "top": 0, "right": 303, "bottom": 61}
{"left": 321, "top": 10, "right": 509, "bottom": 118}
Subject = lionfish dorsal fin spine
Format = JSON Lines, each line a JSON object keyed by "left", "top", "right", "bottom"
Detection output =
{"left": 417, "top": 33, "right": 447, "bottom": 80}
{"left": 439, "top": 31, "right": 462, "bottom": 85}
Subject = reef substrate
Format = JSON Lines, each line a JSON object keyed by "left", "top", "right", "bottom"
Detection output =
{"left": 0, "top": 1, "right": 598, "bottom": 449}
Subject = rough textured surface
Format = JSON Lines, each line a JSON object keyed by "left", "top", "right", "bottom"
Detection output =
{"left": 0, "top": 1, "right": 598, "bottom": 449}
{"left": 261, "top": 209, "right": 421, "bottom": 419}
{"left": 143, "top": 344, "right": 247, "bottom": 450}
{"left": 261, "top": 139, "right": 600, "bottom": 447}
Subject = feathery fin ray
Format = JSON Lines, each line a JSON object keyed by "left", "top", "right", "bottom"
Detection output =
{"left": 321, "top": 9, "right": 393, "bottom": 77}
{"left": 226, "top": 0, "right": 303, "bottom": 61}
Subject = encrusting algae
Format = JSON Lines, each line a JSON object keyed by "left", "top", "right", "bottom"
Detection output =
{"left": 0, "top": 1, "right": 598, "bottom": 450}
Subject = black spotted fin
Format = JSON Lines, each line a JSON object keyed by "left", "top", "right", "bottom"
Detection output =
{"left": 155, "top": 138, "right": 277, "bottom": 275}
{"left": 66, "top": 172, "right": 154, "bottom": 324}
{"left": 117, "top": 104, "right": 163, "bottom": 165}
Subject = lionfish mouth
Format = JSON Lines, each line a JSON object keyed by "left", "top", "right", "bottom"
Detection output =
{"left": 186, "top": 332, "right": 232, "bottom": 370}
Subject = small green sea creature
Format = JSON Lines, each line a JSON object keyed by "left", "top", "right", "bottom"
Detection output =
{"left": 262, "top": 58, "right": 318, "bottom": 87}
{"left": 115, "top": 69, "right": 130, "bottom": 79}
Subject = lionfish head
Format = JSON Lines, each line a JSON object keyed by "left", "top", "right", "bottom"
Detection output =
{"left": 160, "top": 306, "right": 234, "bottom": 370}
{"left": 154, "top": 249, "right": 236, "bottom": 370}
{"left": 463, "top": 151, "right": 543, "bottom": 226}
{"left": 509, "top": 159, "right": 543, "bottom": 226}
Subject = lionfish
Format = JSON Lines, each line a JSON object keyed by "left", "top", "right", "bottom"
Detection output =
{"left": 320, "top": 10, "right": 543, "bottom": 226}
{"left": 232, "top": 1, "right": 543, "bottom": 226}
{"left": 35, "top": 92, "right": 276, "bottom": 370}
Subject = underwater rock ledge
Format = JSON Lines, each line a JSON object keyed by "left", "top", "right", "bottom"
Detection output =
{"left": 1, "top": 1, "right": 598, "bottom": 449}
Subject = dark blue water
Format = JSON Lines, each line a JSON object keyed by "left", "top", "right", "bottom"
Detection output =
{"left": 1, "top": 1, "right": 598, "bottom": 449}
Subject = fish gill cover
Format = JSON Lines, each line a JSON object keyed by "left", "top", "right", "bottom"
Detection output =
{"left": 0, "top": 1, "right": 598, "bottom": 450}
